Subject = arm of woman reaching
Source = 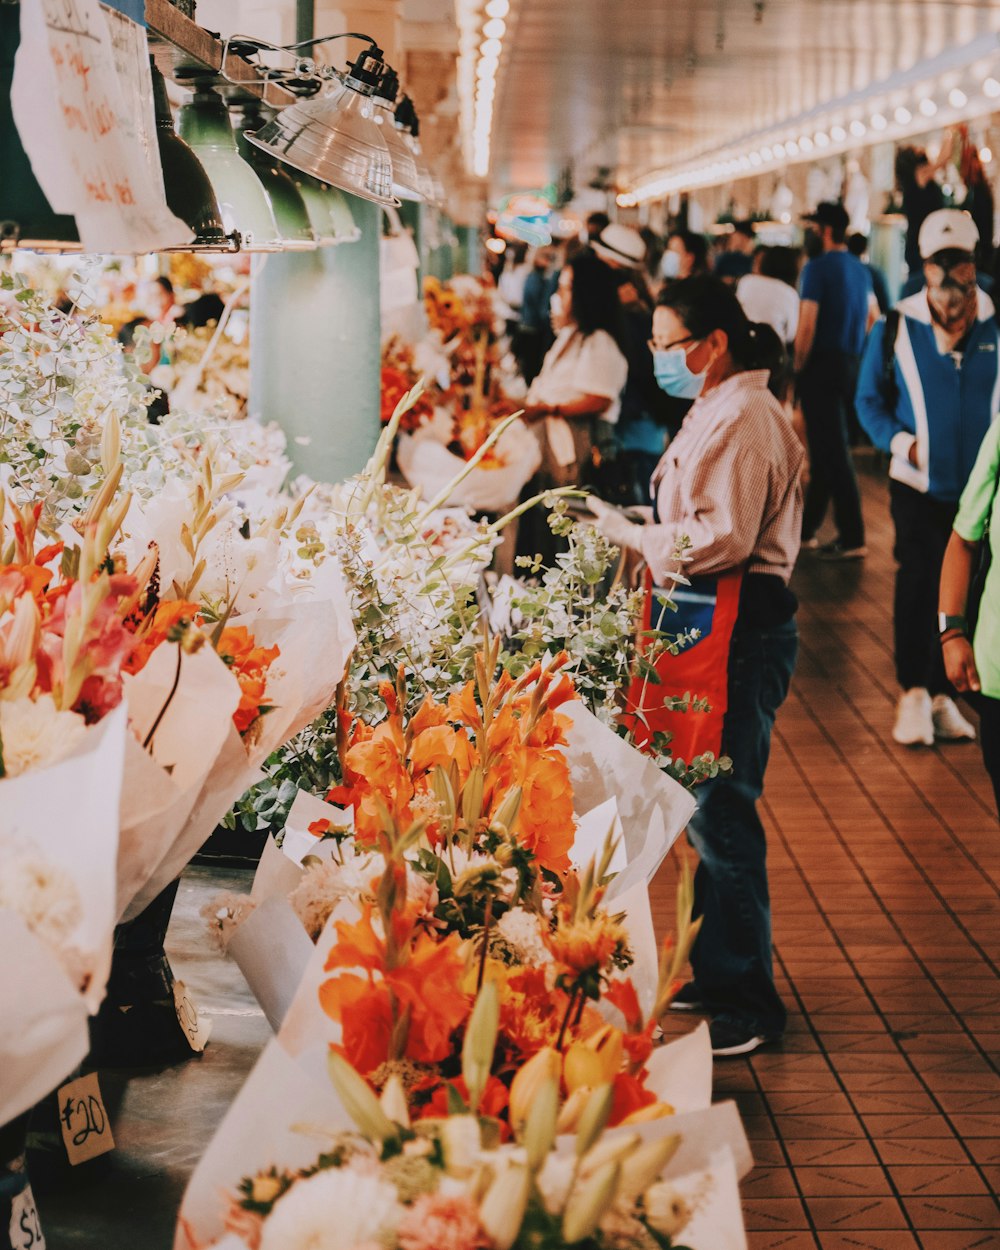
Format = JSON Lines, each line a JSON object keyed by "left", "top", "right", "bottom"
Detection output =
{"left": 521, "top": 394, "right": 613, "bottom": 423}
{"left": 939, "top": 530, "right": 981, "bottom": 693}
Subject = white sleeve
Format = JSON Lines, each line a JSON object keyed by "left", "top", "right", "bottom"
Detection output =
{"left": 574, "top": 331, "right": 628, "bottom": 399}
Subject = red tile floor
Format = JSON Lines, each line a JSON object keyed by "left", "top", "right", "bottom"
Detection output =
{"left": 653, "top": 458, "right": 1000, "bottom": 1250}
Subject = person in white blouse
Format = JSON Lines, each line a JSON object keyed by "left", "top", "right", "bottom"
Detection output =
{"left": 521, "top": 248, "right": 629, "bottom": 487}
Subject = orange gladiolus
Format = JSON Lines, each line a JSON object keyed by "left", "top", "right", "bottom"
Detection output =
{"left": 216, "top": 625, "right": 280, "bottom": 737}
{"left": 320, "top": 906, "right": 470, "bottom": 1072}
{"left": 123, "top": 600, "right": 202, "bottom": 675}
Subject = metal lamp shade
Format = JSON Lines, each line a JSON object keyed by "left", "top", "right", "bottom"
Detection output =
{"left": 178, "top": 89, "right": 282, "bottom": 251}
{"left": 150, "top": 65, "right": 233, "bottom": 251}
{"left": 245, "top": 79, "right": 398, "bottom": 208}
{"left": 374, "top": 99, "right": 424, "bottom": 203}
{"left": 234, "top": 113, "right": 317, "bottom": 250}
{"left": 0, "top": 4, "right": 79, "bottom": 252}
{"left": 295, "top": 177, "right": 361, "bottom": 246}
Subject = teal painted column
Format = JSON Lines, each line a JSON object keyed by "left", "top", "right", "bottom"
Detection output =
{"left": 455, "top": 224, "right": 480, "bottom": 275}
{"left": 250, "top": 194, "right": 382, "bottom": 484}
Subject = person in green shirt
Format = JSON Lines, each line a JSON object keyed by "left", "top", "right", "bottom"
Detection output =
{"left": 940, "top": 419, "right": 1000, "bottom": 816}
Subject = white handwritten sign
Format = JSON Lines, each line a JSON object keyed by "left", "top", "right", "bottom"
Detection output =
{"left": 8, "top": 1185, "right": 45, "bottom": 1250}
{"left": 11, "top": 0, "right": 190, "bottom": 252}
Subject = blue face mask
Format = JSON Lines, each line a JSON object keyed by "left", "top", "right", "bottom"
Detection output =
{"left": 653, "top": 347, "right": 705, "bottom": 399}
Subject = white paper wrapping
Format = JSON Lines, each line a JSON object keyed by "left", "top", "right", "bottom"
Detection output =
{"left": 563, "top": 700, "right": 696, "bottom": 864}
{"left": 227, "top": 897, "right": 314, "bottom": 1033}
{"left": 397, "top": 417, "right": 541, "bottom": 512}
{"left": 116, "top": 645, "right": 241, "bottom": 920}
{"left": 0, "top": 706, "right": 127, "bottom": 1122}
{"left": 123, "top": 592, "right": 355, "bottom": 920}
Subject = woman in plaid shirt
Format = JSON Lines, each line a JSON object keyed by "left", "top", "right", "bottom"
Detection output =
{"left": 591, "top": 276, "right": 805, "bottom": 1057}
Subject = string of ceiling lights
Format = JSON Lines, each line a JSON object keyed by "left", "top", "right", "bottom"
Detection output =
{"left": 457, "top": 0, "right": 511, "bottom": 178}
{"left": 619, "top": 34, "right": 1000, "bottom": 207}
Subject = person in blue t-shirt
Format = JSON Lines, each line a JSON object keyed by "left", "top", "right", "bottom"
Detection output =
{"left": 794, "top": 202, "right": 879, "bottom": 559}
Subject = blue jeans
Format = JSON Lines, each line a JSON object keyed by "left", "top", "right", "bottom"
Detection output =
{"left": 687, "top": 617, "right": 798, "bottom": 1036}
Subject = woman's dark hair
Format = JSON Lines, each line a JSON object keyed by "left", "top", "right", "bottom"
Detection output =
{"left": 154, "top": 275, "right": 175, "bottom": 297}
{"left": 657, "top": 275, "right": 786, "bottom": 394}
{"left": 667, "top": 229, "right": 709, "bottom": 274}
{"left": 568, "top": 248, "right": 626, "bottom": 346}
{"left": 758, "top": 244, "right": 801, "bottom": 288}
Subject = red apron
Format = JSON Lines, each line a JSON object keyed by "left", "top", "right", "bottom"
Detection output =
{"left": 623, "top": 567, "right": 743, "bottom": 762}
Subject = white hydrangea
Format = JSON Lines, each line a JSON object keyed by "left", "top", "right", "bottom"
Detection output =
{"left": 259, "top": 1167, "right": 401, "bottom": 1250}
{"left": 494, "top": 907, "right": 550, "bottom": 967}
{"left": 0, "top": 695, "right": 88, "bottom": 778}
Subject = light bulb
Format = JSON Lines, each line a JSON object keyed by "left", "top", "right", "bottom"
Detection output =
{"left": 786, "top": 139, "right": 800, "bottom": 155}
{"left": 749, "top": 151, "right": 763, "bottom": 166}
{"left": 799, "top": 135, "right": 814, "bottom": 151}
{"left": 483, "top": 18, "right": 506, "bottom": 38}
{"left": 761, "top": 146, "right": 773, "bottom": 161}
{"left": 871, "top": 112, "right": 887, "bottom": 130}
{"left": 831, "top": 125, "right": 846, "bottom": 142}
{"left": 850, "top": 119, "right": 866, "bottom": 137}
{"left": 949, "top": 87, "right": 968, "bottom": 108}
{"left": 480, "top": 37, "right": 502, "bottom": 57}
{"left": 981, "top": 146, "right": 993, "bottom": 163}
{"left": 486, "top": 0, "right": 510, "bottom": 15}
{"left": 815, "top": 131, "right": 830, "bottom": 147}
{"left": 894, "top": 105, "right": 912, "bottom": 124}
{"left": 773, "top": 142, "right": 786, "bottom": 158}
{"left": 920, "top": 97, "right": 938, "bottom": 116}
{"left": 985, "top": 77, "right": 1000, "bottom": 98}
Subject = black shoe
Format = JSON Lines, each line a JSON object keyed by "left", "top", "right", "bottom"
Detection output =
{"left": 709, "top": 1016, "right": 780, "bottom": 1058}
{"left": 668, "top": 981, "right": 705, "bottom": 1013}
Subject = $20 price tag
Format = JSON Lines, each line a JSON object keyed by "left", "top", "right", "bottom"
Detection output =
{"left": 56, "top": 1072, "right": 115, "bottom": 1165}
{"left": 8, "top": 1183, "right": 45, "bottom": 1249}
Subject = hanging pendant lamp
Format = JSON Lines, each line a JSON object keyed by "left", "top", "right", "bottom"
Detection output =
{"left": 372, "top": 71, "right": 424, "bottom": 203}
{"left": 234, "top": 103, "right": 317, "bottom": 250}
{"left": 177, "top": 86, "right": 282, "bottom": 251}
{"left": 295, "top": 176, "right": 361, "bottom": 245}
{"left": 395, "top": 95, "right": 436, "bottom": 206}
{"left": 245, "top": 47, "right": 398, "bottom": 207}
{"left": 150, "top": 65, "right": 236, "bottom": 252}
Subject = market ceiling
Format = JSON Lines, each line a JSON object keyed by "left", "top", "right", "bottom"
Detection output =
{"left": 487, "top": 0, "right": 1000, "bottom": 199}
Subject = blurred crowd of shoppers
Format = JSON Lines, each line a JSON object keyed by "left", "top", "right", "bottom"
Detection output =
{"left": 486, "top": 124, "right": 1000, "bottom": 1057}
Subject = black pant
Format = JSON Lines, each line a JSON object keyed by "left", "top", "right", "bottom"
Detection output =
{"left": 890, "top": 480, "right": 957, "bottom": 695}
{"left": 799, "top": 351, "right": 865, "bottom": 548}
{"left": 971, "top": 692, "right": 1000, "bottom": 819}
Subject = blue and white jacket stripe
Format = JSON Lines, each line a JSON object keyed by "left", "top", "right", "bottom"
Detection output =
{"left": 855, "top": 289, "right": 1000, "bottom": 501}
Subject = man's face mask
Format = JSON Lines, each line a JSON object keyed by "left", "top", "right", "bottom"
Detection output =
{"left": 925, "top": 250, "right": 977, "bottom": 322}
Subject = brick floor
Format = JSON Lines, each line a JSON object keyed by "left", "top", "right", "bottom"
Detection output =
{"left": 653, "top": 458, "right": 1000, "bottom": 1249}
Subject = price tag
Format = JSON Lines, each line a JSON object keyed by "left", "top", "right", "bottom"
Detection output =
{"left": 8, "top": 1184, "right": 45, "bottom": 1250}
{"left": 56, "top": 1072, "right": 115, "bottom": 1166}
{"left": 173, "top": 980, "right": 212, "bottom": 1054}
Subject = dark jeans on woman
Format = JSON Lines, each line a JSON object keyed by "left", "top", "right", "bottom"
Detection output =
{"left": 799, "top": 350, "right": 866, "bottom": 549}
{"left": 890, "top": 479, "right": 958, "bottom": 694}
{"left": 687, "top": 615, "right": 798, "bottom": 1037}
{"left": 970, "top": 692, "right": 1000, "bottom": 818}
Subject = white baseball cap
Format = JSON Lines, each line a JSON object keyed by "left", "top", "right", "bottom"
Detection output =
{"left": 592, "top": 223, "right": 646, "bottom": 268}
{"left": 918, "top": 209, "right": 980, "bottom": 260}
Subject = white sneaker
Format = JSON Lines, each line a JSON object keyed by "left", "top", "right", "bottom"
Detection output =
{"left": 931, "top": 694, "right": 976, "bottom": 742}
{"left": 893, "top": 688, "right": 934, "bottom": 746}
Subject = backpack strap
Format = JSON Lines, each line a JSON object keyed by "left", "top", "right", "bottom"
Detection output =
{"left": 880, "top": 308, "right": 901, "bottom": 408}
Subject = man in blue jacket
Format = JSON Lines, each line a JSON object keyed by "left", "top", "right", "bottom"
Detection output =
{"left": 857, "top": 209, "right": 998, "bottom": 746}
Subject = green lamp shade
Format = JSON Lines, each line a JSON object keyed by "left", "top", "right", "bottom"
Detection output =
{"left": 178, "top": 88, "right": 282, "bottom": 251}
{"left": 234, "top": 112, "right": 316, "bottom": 250}
{"left": 150, "top": 64, "right": 232, "bottom": 251}
{"left": 246, "top": 79, "right": 398, "bottom": 208}
{"left": 0, "top": 5, "right": 79, "bottom": 251}
{"left": 295, "top": 176, "right": 361, "bottom": 246}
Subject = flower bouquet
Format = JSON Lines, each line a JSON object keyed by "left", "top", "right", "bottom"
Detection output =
{"left": 177, "top": 977, "right": 749, "bottom": 1250}
{"left": 0, "top": 494, "right": 133, "bottom": 1122}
